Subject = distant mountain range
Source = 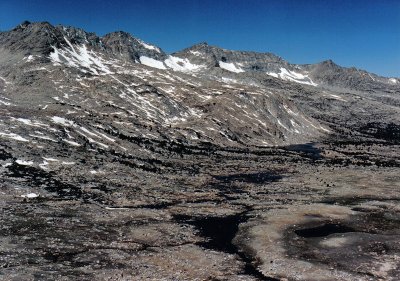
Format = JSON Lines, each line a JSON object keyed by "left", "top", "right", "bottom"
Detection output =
{"left": 2, "top": 21, "right": 398, "bottom": 87}
{"left": 0, "top": 20, "right": 399, "bottom": 151}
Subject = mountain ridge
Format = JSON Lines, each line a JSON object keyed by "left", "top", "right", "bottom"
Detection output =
{"left": 0, "top": 20, "right": 333, "bottom": 149}
{"left": 0, "top": 20, "right": 399, "bottom": 146}
{"left": 1, "top": 21, "right": 397, "bottom": 81}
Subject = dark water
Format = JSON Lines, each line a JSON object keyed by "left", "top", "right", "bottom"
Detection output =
{"left": 175, "top": 214, "right": 279, "bottom": 281}
{"left": 295, "top": 223, "right": 355, "bottom": 238}
{"left": 178, "top": 215, "right": 244, "bottom": 253}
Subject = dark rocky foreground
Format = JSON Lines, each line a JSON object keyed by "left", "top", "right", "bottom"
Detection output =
{"left": 1, "top": 135, "right": 399, "bottom": 280}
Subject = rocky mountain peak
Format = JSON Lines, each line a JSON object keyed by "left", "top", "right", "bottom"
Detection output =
{"left": 14, "top": 20, "right": 32, "bottom": 30}
{"left": 0, "top": 21, "right": 168, "bottom": 67}
{"left": 172, "top": 42, "right": 287, "bottom": 74}
{"left": 101, "top": 31, "right": 167, "bottom": 62}
{"left": 0, "top": 21, "right": 66, "bottom": 56}
{"left": 183, "top": 42, "right": 211, "bottom": 52}
{"left": 55, "top": 25, "right": 101, "bottom": 48}
{"left": 318, "top": 59, "right": 339, "bottom": 69}
{"left": 192, "top": 41, "right": 209, "bottom": 48}
{"left": 0, "top": 21, "right": 397, "bottom": 91}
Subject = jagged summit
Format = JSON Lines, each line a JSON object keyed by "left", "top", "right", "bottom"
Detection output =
{"left": 320, "top": 59, "right": 336, "bottom": 65}
{"left": 0, "top": 21, "right": 398, "bottom": 90}
{"left": 102, "top": 31, "right": 167, "bottom": 62}
{"left": 192, "top": 41, "right": 209, "bottom": 47}
{"left": 0, "top": 21, "right": 166, "bottom": 64}
{"left": 15, "top": 20, "right": 33, "bottom": 29}
{"left": 175, "top": 41, "right": 284, "bottom": 64}
{"left": 0, "top": 21, "right": 66, "bottom": 55}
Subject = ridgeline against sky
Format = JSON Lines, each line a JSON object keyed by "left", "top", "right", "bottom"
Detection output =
{"left": 0, "top": 0, "right": 399, "bottom": 77}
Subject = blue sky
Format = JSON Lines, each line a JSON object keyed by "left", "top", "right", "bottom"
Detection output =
{"left": 0, "top": 0, "right": 399, "bottom": 77}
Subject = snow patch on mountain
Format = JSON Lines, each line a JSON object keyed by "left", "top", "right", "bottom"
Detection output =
{"left": 25, "top": 55, "right": 35, "bottom": 62}
{"left": 140, "top": 56, "right": 166, "bottom": 69}
{"left": 50, "top": 41, "right": 112, "bottom": 75}
{"left": 0, "top": 132, "right": 29, "bottom": 142}
{"left": 189, "top": 50, "right": 203, "bottom": 56}
{"left": 21, "top": 193, "right": 39, "bottom": 198}
{"left": 0, "top": 99, "right": 11, "bottom": 106}
{"left": 16, "top": 159, "right": 34, "bottom": 166}
{"left": 63, "top": 139, "right": 81, "bottom": 146}
{"left": 267, "top": 68, "right": 317, "bottom": 86}
{"left": 219, "top": 61, "right": 245, "bottom": 73}
{"left": 14, "top": 118, "right": 48, "bottom": 127}
{"left": 327, "top": 94, "right": 347, "bottom": 102}
{"left": 51, "top": 116, "right": 75, "bottom": 127}
{"left": 137, "top": 39, "right": 161, "bottom": 53}
{"left": 164, "top": 56, "right": 206, "bottom": 72}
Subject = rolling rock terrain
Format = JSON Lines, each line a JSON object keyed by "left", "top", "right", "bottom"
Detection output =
{"left": 0, "top": 21, "right": 399, "bottom": 280}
